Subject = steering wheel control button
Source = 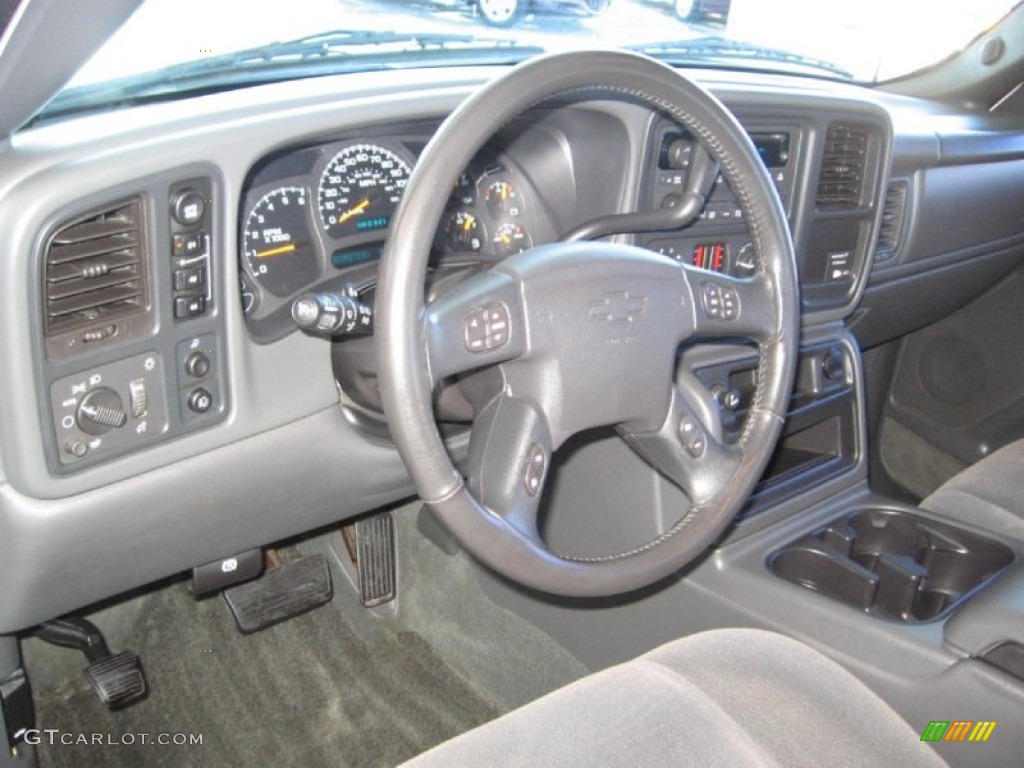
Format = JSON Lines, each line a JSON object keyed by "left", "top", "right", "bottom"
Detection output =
{"left": 463, "top": 302, "right": 512, "bottom": 353}
{"left": 701, "top": 283, "right": 740, "bottom": 321}
{"left": 187, "top": 388, "right": 213, "bottom": 414}
{"left": 523, "top": 444, "right": 547, "bottom": 497}
{"left": 171, "top": 188, "right": 206, "bottom": 226}
{"left": 678, "top": 416, "right": 707, "bottom": 458}
{"left": 77, "top": 387, "right": 128, "bottom": 435}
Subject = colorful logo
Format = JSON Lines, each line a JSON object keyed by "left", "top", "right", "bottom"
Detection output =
{"left": 920, "top": 721, "right": 997, "bottom": 742}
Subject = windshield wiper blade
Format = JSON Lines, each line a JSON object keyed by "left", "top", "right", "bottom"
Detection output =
{"left": 632, "top": 36, "right": 854, "bottom": 81}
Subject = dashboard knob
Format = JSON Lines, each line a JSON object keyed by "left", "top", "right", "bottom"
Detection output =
{"left": 77, "top": 387, "right": 127, "bottom": 435}
{"left": 185, "top": 351, "right": 211, "bottom": 379}
{"left": 665, "top": 138, "right": 692, "bottom": 170}
{"left": 170, "top": 188, "right": 205, "bottom": 226}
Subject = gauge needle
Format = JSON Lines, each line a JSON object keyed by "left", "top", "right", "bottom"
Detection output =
{"left": 336, "top": 198, "right": 370, "bottom": 225}
{"left": 255, "top": 243, "right": 297, "bottom": 259}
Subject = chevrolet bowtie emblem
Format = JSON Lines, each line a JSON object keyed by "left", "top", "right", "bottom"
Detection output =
{"left": 587, "top": 291, "right": 649, "bottom": 324}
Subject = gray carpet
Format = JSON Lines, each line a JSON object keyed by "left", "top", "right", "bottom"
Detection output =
{"left": 29, "top": 572, "right": 501, "bottom": 768}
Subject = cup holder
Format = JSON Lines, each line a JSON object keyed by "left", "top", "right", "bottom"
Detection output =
{"left": 769, "top": 508, "right": 1014, "bottom": 622}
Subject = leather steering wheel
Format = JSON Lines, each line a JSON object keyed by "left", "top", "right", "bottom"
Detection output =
{"left": 377, "top": 50, "right": 799, "bottom": 597}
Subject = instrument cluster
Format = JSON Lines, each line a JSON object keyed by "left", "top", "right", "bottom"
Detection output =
{"left": 238, "top": 133, "right": 540, "bottom": 340}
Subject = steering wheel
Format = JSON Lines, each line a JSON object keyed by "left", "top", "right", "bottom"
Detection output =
{"left": 377, "top": 50, "right": 799, "bottom": 597}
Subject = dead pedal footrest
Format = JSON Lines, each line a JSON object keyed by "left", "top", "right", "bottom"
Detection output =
{"left": 354, "top": 512, "right": 396, "bottom": 607}
{"left": 223, "top": 554, "right": 333, "bottom": 634}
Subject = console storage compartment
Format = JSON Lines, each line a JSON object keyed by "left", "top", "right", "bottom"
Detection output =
{"left": 769, "top": 508, "right": 1014, "bottom": 622}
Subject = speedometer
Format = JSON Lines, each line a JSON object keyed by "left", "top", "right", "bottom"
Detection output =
{"left": 317, "top": 143, "right": 412, "bottom": 237}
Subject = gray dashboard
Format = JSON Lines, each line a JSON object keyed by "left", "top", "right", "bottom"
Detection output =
{"left": 0, "top": 63, "right": 1022, "bottom": 632}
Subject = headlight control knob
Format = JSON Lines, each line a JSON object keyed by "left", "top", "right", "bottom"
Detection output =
{"left": 77, "top": 387, "right": 127, "bottom": 435}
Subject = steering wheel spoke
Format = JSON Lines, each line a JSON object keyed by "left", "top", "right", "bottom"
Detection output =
{"left": 424, "top": 269, "right": 525, "bottom": 383}
{"left": 683, "top": 267, "right": 777, "bottom": 343}
{"left": 620, "top": 378, "right": 743, "bottom": 507}
{"left": 463, "top": 394, "right": 553, "bottom": 541}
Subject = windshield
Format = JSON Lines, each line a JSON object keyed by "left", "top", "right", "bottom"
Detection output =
{"left": 42, "top": 0, "right": 1020, "bottom": 120}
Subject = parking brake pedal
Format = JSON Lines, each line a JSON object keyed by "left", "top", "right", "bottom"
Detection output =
{"left": 341, "top": 510, "right": 397, "bottom": 607}
{"left": 34, "top": 617, "right": 147, "bottom": 709}
{"left": 223, "top": 554, "right": 333, "bottom": 634}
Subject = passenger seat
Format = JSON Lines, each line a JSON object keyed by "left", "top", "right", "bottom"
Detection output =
{"left": 920, "top": 438, "right": 1024, "bottom": 540}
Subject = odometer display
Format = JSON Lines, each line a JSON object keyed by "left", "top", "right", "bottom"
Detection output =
{"left": 318, "top": 143, "right": 412, "bottom": 237}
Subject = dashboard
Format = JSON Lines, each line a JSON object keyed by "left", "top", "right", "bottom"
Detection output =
{"left": 239, "top": 127, "right": 557, "bottom": 341}
{"left": 236, "top": 103, "right": 882, "bottom": 345}
{"left": 3, "top": 62, "right": 1024, "bottom": 633}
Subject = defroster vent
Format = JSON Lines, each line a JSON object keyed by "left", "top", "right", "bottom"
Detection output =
{"left": 43, "top": 197, "right": 149, "bottom": 339}
{"left": 816, "top": 124, "right": 868, "bottom": 210}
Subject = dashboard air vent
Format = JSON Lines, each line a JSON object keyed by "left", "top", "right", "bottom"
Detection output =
{"left": 816, "top": 124, "right": 868, "bottom": 210}
{"left": 43, "top": 197, "right": 149, "bottom": 337}
{"left": 874, "top": 180, "right": 908, "bottom": 262}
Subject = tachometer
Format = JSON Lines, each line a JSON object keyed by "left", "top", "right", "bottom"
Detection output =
{"left": 318, "top": 143, "right": 412, "bottom": 237}
{"left": 242, "top": 186, "right": 319, "bottom": 298}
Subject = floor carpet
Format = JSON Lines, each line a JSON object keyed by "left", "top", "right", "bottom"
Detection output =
{"left": 30, "top": 571, "right": 500, "bottom": 768}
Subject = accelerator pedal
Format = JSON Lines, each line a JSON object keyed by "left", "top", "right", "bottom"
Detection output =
{"left": 223, "top": 554, "right": 333, "bottom": 634}
{"left": 341, "top": 511, "right": 397, "bottom": 607}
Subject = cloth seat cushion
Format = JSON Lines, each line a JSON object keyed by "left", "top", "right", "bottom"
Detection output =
{"left": 403, "top": 627, "right": 945, "bottom": 767}
{"left": 921, "top": 437, "right": 1024, "bottom": 540}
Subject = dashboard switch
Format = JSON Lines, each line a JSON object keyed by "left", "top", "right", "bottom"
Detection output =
{"left": 185, "top": 352, "right": 211, "bottom": 379}
{"left": 174, "top": 267, "right": 206, "bottom": 291}
{"left": 173, "top": 232, "right": 206, "bottom": 259}
{"left": 187, "top": 388, "right": 213, "bottom": 414}
{"left": 174, "top": 295, "right": 206, "bottom": 319}
{"left": 128, "top": 378, "right": 148, "bottom": 418}
{"left": 64, "top": 438, "right": 89, "bottom": 458}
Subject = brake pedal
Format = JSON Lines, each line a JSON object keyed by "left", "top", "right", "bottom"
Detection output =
{"left": 223, "top": 554, "right": 333, "bottom": 634}
{"left": 85, "top": 651, "right": 146, "bottom": 709}
{"left": 34, "top": 617, "right": 147, "bottom": 709}
{"left": 341, "top": 511, "right": 397, "bottom": 607}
